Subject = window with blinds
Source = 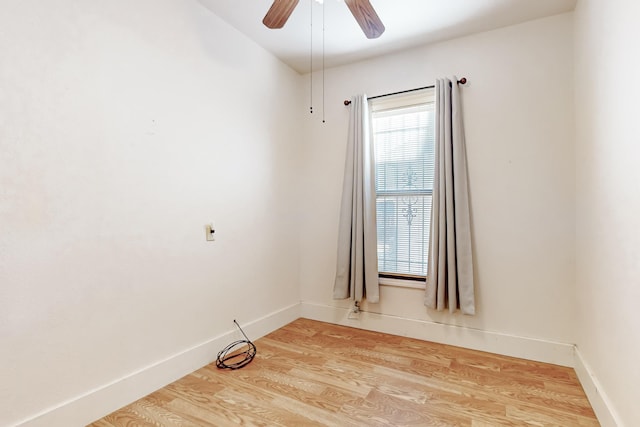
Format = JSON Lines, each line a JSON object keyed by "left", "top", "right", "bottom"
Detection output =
{"left": 371, "top": 89, "right": 435, "bottom": 280}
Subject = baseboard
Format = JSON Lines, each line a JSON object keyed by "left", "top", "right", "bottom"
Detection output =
{"left": 14, "top": 302, "right": 301, "bottom": 427}
{"left": 574, "top": 348, "right": 622, "bottom": 427}
{"left": 300, "top": 302, "right": 575, "bottom": 367}
{"left": 15, "top": 302, "right": 618, "bottom": 427}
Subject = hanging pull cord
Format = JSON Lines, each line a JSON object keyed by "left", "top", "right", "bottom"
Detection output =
{"left": 216, "top": 320, "right": 257, "bottom": 370}
{"left": 322, "top": 0, "right": 325, "bottom": 123}
{"left": 310, "top": 0, "right": 313, "bottom": 114}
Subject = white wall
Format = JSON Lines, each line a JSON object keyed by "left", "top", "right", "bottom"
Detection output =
{"left": 574, "top": 0, "right": 640, "bottom": 425}
{"left": 0, "top": 1, "right": 302, "bottom": 425}
{"left": 300, "top": 14, "right": 576, "bottom": 350}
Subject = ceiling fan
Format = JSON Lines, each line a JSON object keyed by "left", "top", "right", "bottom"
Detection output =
{"left": 263, "top": 0, "right": 385, "bottom": 39}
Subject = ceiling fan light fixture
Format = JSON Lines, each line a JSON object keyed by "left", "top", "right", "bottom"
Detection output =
{"left": 264, "top": 0, "right": 384, "bottom": 39}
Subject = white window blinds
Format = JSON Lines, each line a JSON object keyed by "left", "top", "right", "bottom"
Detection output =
{"left": 371, "top": 90, "right": 435, "bottom": 278}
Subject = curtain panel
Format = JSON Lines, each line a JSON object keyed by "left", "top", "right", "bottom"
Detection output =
{"left": 333, "top": 94, "right": 380, "bottom": 304}
{"left": 425, "top": 78, "right": 476, "bottom": 315}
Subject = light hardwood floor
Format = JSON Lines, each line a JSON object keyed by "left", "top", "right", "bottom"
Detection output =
{"left": 89, "top": 318, "right": 599, "bottom": 426}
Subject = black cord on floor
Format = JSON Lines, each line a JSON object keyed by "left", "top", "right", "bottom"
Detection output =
{"left": 215, "top": 320, "right": 257, "bottom": 370}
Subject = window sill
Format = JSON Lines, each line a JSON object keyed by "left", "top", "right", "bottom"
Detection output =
{"left": 379, "top": 276, "right": 426, "bottom": 290}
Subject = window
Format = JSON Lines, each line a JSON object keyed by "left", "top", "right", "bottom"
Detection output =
{"left": 371, "top": 89, "right": 435, "bottom": 284}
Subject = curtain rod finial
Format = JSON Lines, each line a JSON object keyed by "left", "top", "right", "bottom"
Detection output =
{"left": 458, "top": 77, "right": 467, "bottom": 85}
{"left": 344, "top": 100, "right": 352, "bottom": 106}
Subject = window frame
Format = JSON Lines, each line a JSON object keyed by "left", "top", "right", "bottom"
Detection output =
{"left": 369, "top": 88, "right": 436, "bottom": 289}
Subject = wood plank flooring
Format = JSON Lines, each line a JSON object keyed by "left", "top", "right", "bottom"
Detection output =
{"left": 89, "top": 318, "right": 599, "bottom": 426}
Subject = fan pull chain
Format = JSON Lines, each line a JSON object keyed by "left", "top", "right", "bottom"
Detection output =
{"left": 322, "top": 0, "right": 325, "bottom": 123}
{"left": 309, "top": 0, "right": 313, "bottom": 114}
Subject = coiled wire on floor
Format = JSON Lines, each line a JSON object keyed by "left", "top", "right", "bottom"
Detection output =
{"left": 215, "top": 320, "right": 257, "bottom": 370}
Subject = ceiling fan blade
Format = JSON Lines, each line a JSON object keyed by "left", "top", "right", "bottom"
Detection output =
{"left": 344, "top": 0, "right": 385, "bottom": 39}
{"left": 263, "top": 0, "right": 300, "bottom": 29}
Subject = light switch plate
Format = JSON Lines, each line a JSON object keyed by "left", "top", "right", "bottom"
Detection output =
{"left": 205, "top": 224, "right": 215, "bottom": 241}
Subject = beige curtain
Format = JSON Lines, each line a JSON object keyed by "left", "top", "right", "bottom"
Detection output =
{"left": 425, "top": 78, "right": 475, "bottom": 315}
{"left": 333, "top": 95, "right": 379, "bottom": 304}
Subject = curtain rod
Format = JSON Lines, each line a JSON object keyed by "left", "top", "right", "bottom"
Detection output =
{"left": 343, "top": 77, "right": 467, "bottom": 106}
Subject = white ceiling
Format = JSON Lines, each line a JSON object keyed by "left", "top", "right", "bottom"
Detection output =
{"left": 198, "top": 0, "right": 576, "bottom": 74}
